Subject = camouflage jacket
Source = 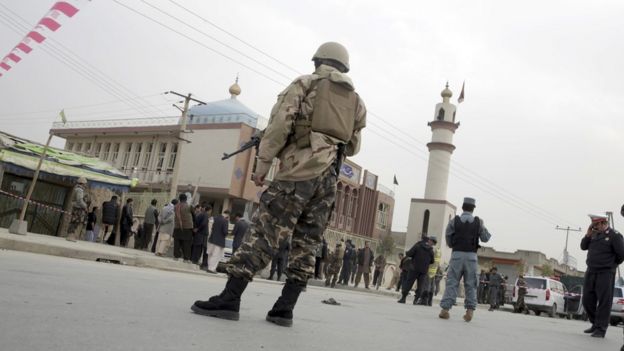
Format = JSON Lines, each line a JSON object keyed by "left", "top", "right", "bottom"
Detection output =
{"left": 326, "top": 247, "right": 344, "bottom": 274}
{"left": 255, "top": 64, "right": 367, "bottom": 181}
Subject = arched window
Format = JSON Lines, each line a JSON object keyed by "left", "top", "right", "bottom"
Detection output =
{"left": 335, "top": 183, "right": 344, "bottom": 217}
{"left": 350, "top": 189, "right": 358, "bottom": 218}
{"left": 422, "top": 209, "right": 430, "bottom": 234}
{"left": 437, "top": 108, "right": 445, "bottom": 121}
{"left": 343, "top": 187, "right": 351, "bottom": 216}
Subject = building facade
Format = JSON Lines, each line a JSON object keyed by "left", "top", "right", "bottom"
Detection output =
{"left": 50, "top": 82, "right": 395, "bottom": 248}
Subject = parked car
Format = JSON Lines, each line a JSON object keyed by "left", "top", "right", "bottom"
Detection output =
{"left": 511, "top": 276, "right": 567, "bottom": 318}
{"left": 610, "top": 286, "right": 624, "bottom": 326}
{"left": 216, "top": 238, "right": 234, "bottom": 273}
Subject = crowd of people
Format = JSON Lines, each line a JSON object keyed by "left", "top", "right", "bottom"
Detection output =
{"left": 68, "top": 189, "right": 250, "bottom": 273}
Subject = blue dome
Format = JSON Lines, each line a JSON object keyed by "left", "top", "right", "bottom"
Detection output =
{"left": 187, "top": 98, "right": 264, "bottom": 128}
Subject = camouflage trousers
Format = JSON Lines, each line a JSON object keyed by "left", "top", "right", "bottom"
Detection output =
{"left": 227, "top": 167, "right": 337, "bottom": 282}
{"left": 67, "top": 207, "right": 87, "bottom": 238}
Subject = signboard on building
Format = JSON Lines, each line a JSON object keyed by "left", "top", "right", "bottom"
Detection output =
{"left": 340, "top": 162, "right": 361, "bottom": 184}
{"left": 364, "top": 171, "right": 378, "bottom": 190}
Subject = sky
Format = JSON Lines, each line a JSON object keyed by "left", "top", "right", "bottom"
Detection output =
{"left": 0, "top": 0, "right": 623, "bottom": 271}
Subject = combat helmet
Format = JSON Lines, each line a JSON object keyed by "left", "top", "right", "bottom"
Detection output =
{"left": 312, "top": 42, "right": 350, "bottom": 72}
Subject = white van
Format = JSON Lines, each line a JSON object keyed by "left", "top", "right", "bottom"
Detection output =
{"left": 512, "top": 276, "right": 567, "bottom": 318}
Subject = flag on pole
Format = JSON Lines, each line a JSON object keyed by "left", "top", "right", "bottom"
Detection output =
{"left": 59, "top": 109, "right": 67, "bottom": 124}
{"left": 393, "top": 175, "right": 399, "bottom": 186}
{"left": 458, "top": 81, "right": 465, "bottom": 103}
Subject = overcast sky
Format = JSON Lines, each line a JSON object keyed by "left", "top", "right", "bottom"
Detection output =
{"left": 1, "top": 0, "right": 622, "bottom": 270}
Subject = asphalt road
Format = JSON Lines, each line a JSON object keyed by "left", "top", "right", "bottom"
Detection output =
{"left": 0, "top": 249, "right": 621, "bottom": 351}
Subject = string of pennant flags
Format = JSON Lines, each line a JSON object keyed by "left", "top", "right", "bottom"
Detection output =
{"left": 0, "top": 1, "right": 82, "bottom": 78}
{"left": 0, "top": 189, "right": 71, "bottom": 214}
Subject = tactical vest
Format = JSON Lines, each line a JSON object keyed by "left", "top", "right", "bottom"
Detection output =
{"left": 451, "top": 216, "right": 481, "bottom": 253}
{"left": 293, "top": 78, "right": 358, "bottom": 148}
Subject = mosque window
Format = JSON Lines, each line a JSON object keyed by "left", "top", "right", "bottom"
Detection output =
{"left": 156, "top": 142, "right": 167, "bottom": 171}
{"left": 377, "top": 203, "right": 389, "bottom": 230}
{"left": 111, "top": 143, "right": 120, "bottom": 163}
{"left": 422, "top": 209, "right": 430, "bottom": 234}
{"left": 102, "top": 143, "right": 111, "bottom": 160}
{"left": 167, "top": 143, "right": 178, "bottom": 171}
{"left": 437, "top": 108, "right": 445, "bottom": 121}
{"left": 142, "top": 142, "right": 153, "bottom": 170}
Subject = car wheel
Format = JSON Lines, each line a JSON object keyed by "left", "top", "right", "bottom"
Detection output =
{"left": 610, "top": 318, "right": 620, "bottom": 327}
{"left": 534, "top": 310, "right": 541, "bottom": 316}
{"left": 548, "top": 304, "right": 556, "bottom": 318}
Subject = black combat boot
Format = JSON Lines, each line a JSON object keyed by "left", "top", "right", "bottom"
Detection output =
{"left": 266, "top": 279, "right": 306, "bottom": 327}
{"left": 191, "top": 276, "right": 249, "bottom": 321}
{"left": 397, "top": 293, "right": 407, "bottom": 304}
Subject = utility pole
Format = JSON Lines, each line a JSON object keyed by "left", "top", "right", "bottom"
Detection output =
{"left": 555, "top": 225, "right": 582, "bottom": 273}
{"left": 9, "top": 132, "right": 54, "bottom": 235}
{"left": 164, "top": 91, "right": 206, "bottom": 200}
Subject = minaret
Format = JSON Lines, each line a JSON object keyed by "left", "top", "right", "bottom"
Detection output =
{"left": 424, "top": 83, "right": 459, "bottom": 200}
{"left": 229, "top": 75, "right": 241, "bottom": 98}
{"left": 405, "top": 83, "right": 460, "bottom": 265}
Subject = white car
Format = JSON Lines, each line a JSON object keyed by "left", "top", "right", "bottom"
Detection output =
{"left": 610, "top": 286, "right": 624, "bottom": 326}
{"left": 512, "top": 276, "right": 567, "bottom": 318}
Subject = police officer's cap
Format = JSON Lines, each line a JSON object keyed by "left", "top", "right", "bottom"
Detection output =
{"left": 589, "top": 214, "right": 608, "bottom": 223}
{"left": 463, "top": 197, "right": 476, "bottom": 206}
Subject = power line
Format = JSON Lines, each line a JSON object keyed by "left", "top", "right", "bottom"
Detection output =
{"left": 0, "top": 13, "right": 155, "bottom": 119}
{"left": 139, "top": 0, "right": 294, "bottom": 82}
{"left": 165, "top": 0, "right": 302, "bottom": 75}
{"left": 0, "top": 93, "right": 169, "bottom": 117}
{"left": 0, "top": 5, "right": 169, "bottom": 118}
{"left": 112, "top": 1, "right": 580, "bottom": 228}
{"left": 111, "top": 0, "right": 289, "bottom": 87}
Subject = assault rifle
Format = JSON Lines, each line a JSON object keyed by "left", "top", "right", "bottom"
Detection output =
{"left": 221, "top": 135, "right": 261, "bottom": 161}
{"left": 222, "top": 133, "right": 262, "bottom": 181}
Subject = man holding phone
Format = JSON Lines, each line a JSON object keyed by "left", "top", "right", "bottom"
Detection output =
{"left": 581, "top": 214, "right": 624, "bottom": 338}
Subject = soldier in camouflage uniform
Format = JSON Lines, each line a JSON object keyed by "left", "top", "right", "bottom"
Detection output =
{"left": 66, "top": 177, "right": 90, "bottom": 242}
{"left": 191, "top": 42, "right": 366, "bottom": 327}
{"left": 325, "top": 242, "right": 344, "bottom": 288}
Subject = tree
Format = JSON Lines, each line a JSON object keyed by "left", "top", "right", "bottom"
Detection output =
{"left": 378, "top": 233, "right": 395, "bottom": 257}
{"left": 541, "top": 263, "right": 554, "bottom": 277}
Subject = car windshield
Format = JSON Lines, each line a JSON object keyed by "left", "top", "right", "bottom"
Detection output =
{"left": 225, "top": 239, "right": 233, "bottom": 249}
{"left": 614, "top": 287, "right": 623, "bottom": 298}
{"left": 525, "top": 278, "right": 547, "bottom": 289}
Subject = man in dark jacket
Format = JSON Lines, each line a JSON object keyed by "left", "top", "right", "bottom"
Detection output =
{"left": 396, "top": 253, "right": 409, "bottom": 291}
{"left": 101, "top": 195, "right": 119, "bottom": 243}
{"left": 269, "top": 236, "right": 291, "bottom": 281}
{"left": 581, "top": 214, "right": 624, "bottom": 338}
{"left": 108, "top": 198, "right": 133, "bottom": 247}
{"left": 398, "top": 236, "right": 434, "bottom": 304}
{"left": 231, "top": 213, "right": 249, "bottom": 254}
{"left": 206, "top": 210, "right": 230, "bottom": 273}
{"left": 338, "top": 240, "right": 354, "bottom": 285}
{"left": 173, "top": 193, "right": 194, "bottom": 262}
{"left": 191, "top": 204, "right": 210, "bottom": 265}
{"left": 354, "top": 242, "right": 374, "bottom": 289}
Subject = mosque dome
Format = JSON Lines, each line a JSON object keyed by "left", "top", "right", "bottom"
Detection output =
{"left": 441, "top": 83, "right": 453, "bottom": 98}
{"left": 229, "top": 82, "right": 241, "bottom": 97}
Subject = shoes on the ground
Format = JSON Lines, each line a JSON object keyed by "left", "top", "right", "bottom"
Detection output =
{"left": 439, "top": 309, "right": 450, "bottom": 319}
{"left": 397, "top": 294, "right": 406, "bottom": 304}
{"left": 583, "top": 326, "right": 597, "bottom": 334}
{"left": 590, "top": 329, "right": 605, "bottom": 338}
{"left": 463, "top": 309, "right": 474, "bottom": 322}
